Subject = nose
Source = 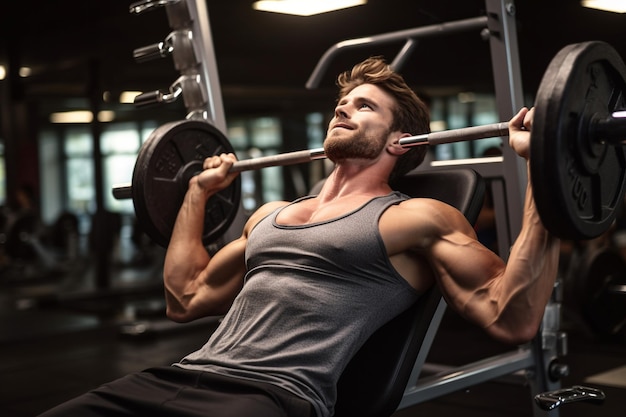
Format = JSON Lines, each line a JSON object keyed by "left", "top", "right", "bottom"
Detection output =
{"left": 334, "top": 102, "right": 349, "bottom": 119}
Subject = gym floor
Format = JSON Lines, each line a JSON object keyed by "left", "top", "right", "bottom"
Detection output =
{"left": 0, "top": 254, "right": 624, "bottom": 417}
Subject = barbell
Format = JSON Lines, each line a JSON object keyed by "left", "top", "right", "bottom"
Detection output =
{"left": 113, "top": 41, "right": 626, "bottom": 247}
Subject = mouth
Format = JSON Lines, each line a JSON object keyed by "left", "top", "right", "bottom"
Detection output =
{"left": 331, "top": 122, "right": 354, "bottom": 131}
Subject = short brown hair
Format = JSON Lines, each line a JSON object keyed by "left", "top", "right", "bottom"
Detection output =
{"left": 336, "top": 57, "right": 430, "bottom": 183}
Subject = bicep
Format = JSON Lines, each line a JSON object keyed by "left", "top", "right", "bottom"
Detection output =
{"left": 195, "top": 237, "right": 248, "bottom": 315}
{"left": 409, "top": 202, "right": 506, "bottom": 324}
{"left": 428, "top": 227, "right": 502, "bottom": 284}
{"left": 166, "top": 236, "right": 247, "bottom": 321}
{"left": 428, "top": 229, "right": 506, "bottom": 326}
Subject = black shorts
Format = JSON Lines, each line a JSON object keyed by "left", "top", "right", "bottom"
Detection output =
{"left": 37, "top": 366, "right": 315, "bottom": 417}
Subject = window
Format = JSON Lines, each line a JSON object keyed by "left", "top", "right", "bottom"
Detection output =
{"left": 100, "top": 123, "right": 141, "bottom": 213}
{"left": 64, "top": 127, "right": 95, "bottom": 214}
{"left": 430, "top": 94, "right": 502, "bottom": 161}
{"left": 227, "top": 117, "right": 283, "bottom": 211}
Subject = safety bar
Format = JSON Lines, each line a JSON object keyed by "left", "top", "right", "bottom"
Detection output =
{"left": 400, "top": 348, "right": 535, "bottom": 407}
{"left": 306, "top": 15, "right": 489, "bottom": 89}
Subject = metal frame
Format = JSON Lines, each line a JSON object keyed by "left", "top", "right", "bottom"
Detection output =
{"left": 483, "top": 0, "right": 527, "bottom": 259}
{"left": 178, "top": 0, "right": 227, "bottom": 130}
{"left": 130, "top": 0, "right": 226, "bottom": 131}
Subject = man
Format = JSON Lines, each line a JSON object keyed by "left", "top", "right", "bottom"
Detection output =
{"left": 39, "top": 57, "right": 559, "bottom": 417}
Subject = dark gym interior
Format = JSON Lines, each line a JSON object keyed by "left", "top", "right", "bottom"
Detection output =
{"left": 1, "top": 1, "right": 625, "bottom": 416}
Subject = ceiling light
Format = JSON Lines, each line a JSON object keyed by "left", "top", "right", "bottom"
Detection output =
{"left": 253, "top": 0, "right": 367, "bottom": 16}
{"left": 19, "top": 67, "right": 32, "bottom": 78}
{"left": 457, "top": 92, "right": 476, "bottom": 104}
{"left": 0, "top": 65, "right": 5, "bottom": 80}
{"left": 119, "top": 91, "right": 142, "bottom": 104}
{"left": 581, "top": 0, "right": 626, "bottom": 13}
{"left": 50, "top": 110, "right": 116, "bottom": 124}
{"left": 50, "top": 111, "right": 93, "bottom": 124}
{"left": 429, "top": 120, "right": 447, "bottom": 132}
{"left": 97, "top": 111, "right": 116, "bottom": 122}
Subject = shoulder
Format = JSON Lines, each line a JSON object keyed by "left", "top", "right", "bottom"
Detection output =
{"left": 394, "top": 197, "right": 470, "bottom": 226}
{"left": 381, "top": 197, "right": 476, "bottom": 250}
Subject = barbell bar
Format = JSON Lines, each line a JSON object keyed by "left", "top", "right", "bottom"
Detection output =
{"left": 228, "top": 121, "right": 511, "bottom": 171}
{"left": 112, "top": 121, "right": 510, "bottom": 200}
{"left": 113, "top": 41, "right": 626, "bottom": 247}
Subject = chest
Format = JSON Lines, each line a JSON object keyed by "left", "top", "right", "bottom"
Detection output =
{"left": 250, "top": 197, "right": 434, "bottom": 292}
{"left": 274, "top": 196, "right": 376, "bottom": 226}
{"left": 272, "top": 197, "right": 427, "bottom": 255}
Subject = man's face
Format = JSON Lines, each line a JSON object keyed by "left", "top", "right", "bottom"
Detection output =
{"left": 324, "top": 84, "right": 397, "bottom": 163}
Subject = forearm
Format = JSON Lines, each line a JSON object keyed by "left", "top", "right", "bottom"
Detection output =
{"left": 159, "top": 153, "right": 246, "bottom": 321}
{"left": 163, "top": 185, "right": 212, "bottom": 314}
{"left": 450, "top": 108, "right": 560, "bottom": 343}
{"left": 487, "top": 170, "right": 560, "bottom": 342}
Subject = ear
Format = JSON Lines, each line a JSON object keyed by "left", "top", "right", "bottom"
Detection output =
{"left": 386, "top": 132, "right": 412, "bottom": 156}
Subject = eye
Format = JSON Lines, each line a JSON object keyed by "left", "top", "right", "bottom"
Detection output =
{"left": 359, "top": 102, "right": 373, "bottom": 110}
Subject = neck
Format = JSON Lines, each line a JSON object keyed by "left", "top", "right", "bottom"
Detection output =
{"left": 318, "top": 162, "right": 392, "bottom": 202}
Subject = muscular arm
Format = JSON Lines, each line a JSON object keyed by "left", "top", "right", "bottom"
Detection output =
{"left": 163, "top": 154, "right": 244, "bottom": 322}
{"left": 422, "top": 180, "right": 559, "bottom": 344}
{"left": 162, "top": 154, "right": 283, "bottom": 322}
{"left": 483, "top": 175, "right": 560, "bottom": 342}
{"left": 415, "top": 108, "right": 560, "bottom": 344}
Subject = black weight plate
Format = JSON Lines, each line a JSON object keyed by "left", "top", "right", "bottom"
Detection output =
{"left": 132, "top": 119, "right": 241, "bottom": 247}
{"left": 579, "top": 249, "right": 626, "bottom": 336}
{"left": 531, "top": 41, "right": 626, "bottom": 240}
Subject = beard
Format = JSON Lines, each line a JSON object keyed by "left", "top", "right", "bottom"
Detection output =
{"left": 324, "top": 128, "right": 388, "bottom": 162}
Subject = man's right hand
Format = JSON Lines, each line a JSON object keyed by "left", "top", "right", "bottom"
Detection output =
{"left": 190, "top": 153, "right": 239, "bottom": 199}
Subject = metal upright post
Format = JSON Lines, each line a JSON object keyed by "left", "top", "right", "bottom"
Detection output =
{"left": 484, "top": 0, "right": 527, "bottom": 256}
{"left": 160, "top": 0, "right": 227, "bottom": 131}
{"left": 182, "top": 0, "right": 227, "bottom": 132}
{"left": 485, "top": 6, "right": 563, "bottom": 416}
{"left": 169, "top": 0, "right": 244, "bottom": 243}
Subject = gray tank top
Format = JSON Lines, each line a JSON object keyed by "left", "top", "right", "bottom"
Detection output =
{"left": 176, "top": 191, "right": 421, "bottom": 417}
